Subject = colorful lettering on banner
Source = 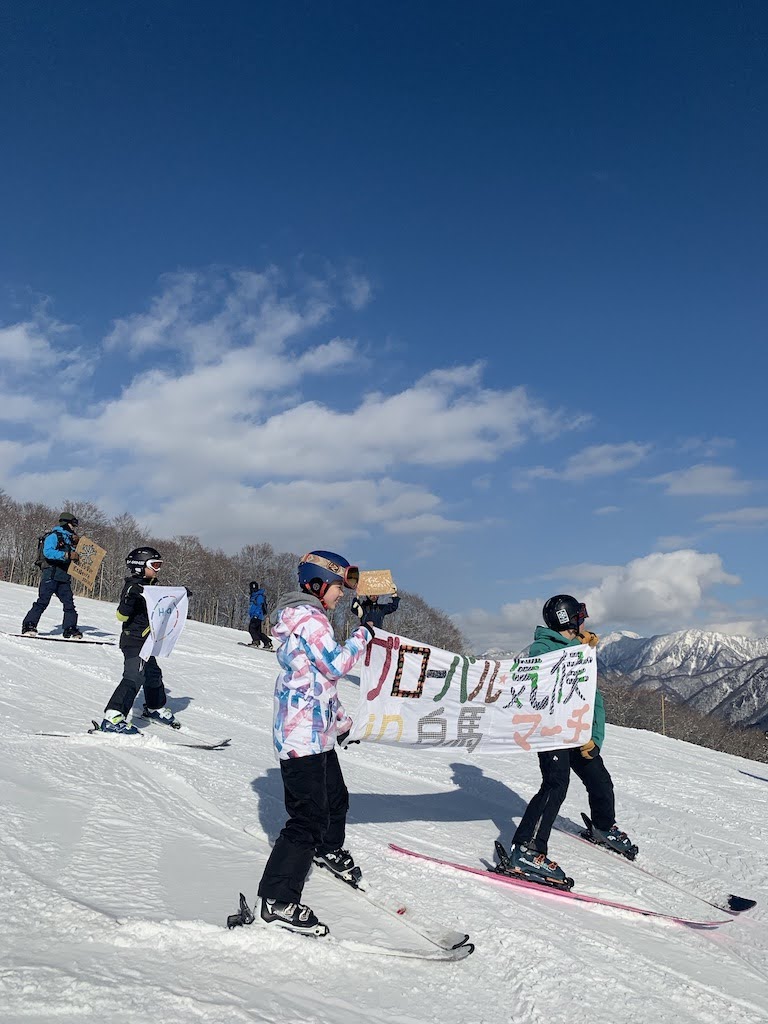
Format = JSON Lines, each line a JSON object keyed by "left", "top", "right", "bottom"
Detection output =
{"left": 391, "top": 644, "right": 431, "bottom": 699}
{"left": 354, "top": 628, "right": 597, "bottom": 754}
{"left": 365, "top": 633, "right": 399, "bottom": 699}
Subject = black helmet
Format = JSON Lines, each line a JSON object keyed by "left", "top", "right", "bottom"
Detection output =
{"left": 59, "top": 512, "right": 79, "bottom": 527}
{"left": 542, "top": 595, "right": 588, "bottom": 632}
{"left": 126, "top": 546, "right": 163, "bottom": 577}
{"left": 249, "top": 581, "right": 259, "bottom": 592}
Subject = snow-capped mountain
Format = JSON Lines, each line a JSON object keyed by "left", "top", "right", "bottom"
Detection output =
{"left": 599, "top": 629, "right": 768, "bottom": 730}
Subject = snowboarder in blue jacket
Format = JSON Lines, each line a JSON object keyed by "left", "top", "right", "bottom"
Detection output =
{"left": 247, "top": 582, "right": 273, "bottom": 650}
{"left": 22, "top": 513, "right": 83, "bottom": 639}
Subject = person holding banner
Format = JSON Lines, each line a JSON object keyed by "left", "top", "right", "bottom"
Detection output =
{"left": 351, "top": 588, "right": 400, "bottom": 630}
{"left": 507, "top": 595, "right": 637, "bottom": 885}
{"left": 98, "top": 546, "right": 179, "bottom": 735}
{"left": 255, "top": 549, "right": 373, "bottom": 936}
{"left": 22, "top": 512, "right": 83, "bottom": 639}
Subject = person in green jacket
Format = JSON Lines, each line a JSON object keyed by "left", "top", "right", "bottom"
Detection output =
{"left": 506, "top": 595, "right": 637, "bottom": 886}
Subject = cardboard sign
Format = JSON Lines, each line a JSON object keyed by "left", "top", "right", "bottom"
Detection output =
{"left": 357, "top": 569, "right": 396, "bottom": 596}
{"left": 69, "top": 537, "right": 107, "bottom": 591}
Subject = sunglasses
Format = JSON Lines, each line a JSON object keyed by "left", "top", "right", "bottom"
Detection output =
{"left": 146, "top": 559, "right": 163, "bottom": 571}
{"left": 300, "top": 553, "right": 359, "bottom": 590}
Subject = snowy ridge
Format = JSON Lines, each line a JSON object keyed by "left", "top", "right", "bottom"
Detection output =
{"left": 1, "top": 580, "right": 767, "bottom": 1024}
{"left": 599, "top": 628, "right": 768, "bottom": 728}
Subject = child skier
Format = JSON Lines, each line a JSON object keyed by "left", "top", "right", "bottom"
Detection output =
{"left": 98, "top": 546, "right": 180, "bottom": 734}
{"left": 247, "top": 581, "right": 273, "bottom": 650}
{"left": 256, "top": 550, "right": 373, "bottom": 935}
{"left": 505, "top": 595, "right": 637, "bottom": 886}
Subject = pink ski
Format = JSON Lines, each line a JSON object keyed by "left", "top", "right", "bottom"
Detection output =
{"left": 389, "top": 844, "right": 732, "bottom": 929}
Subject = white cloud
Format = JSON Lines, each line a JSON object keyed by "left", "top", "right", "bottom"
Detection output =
{"left": 0, "top": 266, "right": 579, "bottom": 556}
{"left": 700, "top": 506, "right": 768, "bottom": 528}
{"left": 527, "top": 442, "right": 650, "bottom": 482}
{"left": 594, "top": 505, "right": 620, "bottom": 515}
{"left": 461, "top": 549, "right": 740, "bottom": 652}
{"left": 650, "top": 464, "right": 753, "bottom": 496}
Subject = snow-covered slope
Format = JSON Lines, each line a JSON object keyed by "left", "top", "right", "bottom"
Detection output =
{"left": 600, "top": 629, "right": 768, "bottom": 729}
{"left": 1, "top": 581, "right": 767, "bottom": 1024}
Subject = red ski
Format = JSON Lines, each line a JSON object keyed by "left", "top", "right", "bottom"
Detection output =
{"left": 389, "top": 843, "right": 732, "bottom": 929}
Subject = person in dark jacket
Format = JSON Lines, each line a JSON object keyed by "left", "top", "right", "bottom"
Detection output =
{"left": 98, "top": 546, "right": 179, "bottom": 734}
{"left": 247, "top": 581, "right": 273, "bottom": 650}
{"left": 350, "top": 588, "right": 400, "bottom": 630}
{"left": 506, "top": 595, "right": 637, "bottom": 886}
{"left": 22, "top": 513, "right": 83, "bottom": 639}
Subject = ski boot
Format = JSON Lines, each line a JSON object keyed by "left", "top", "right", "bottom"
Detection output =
{"left": 313, "top": 847, "right": 363, "bottom": 887}
{"left": 581, "top": 814, "right": 638, "bottom": 860}
{"left": 493, "top": 840, "right": 574, "bottom": 890}
{"left": 259, "top": 897, "right": 329, "bottom": 937}
{"left": 63, "top": 627, "right": 83, "bottom": 639}
{"left": 21, "top": 624, "right": 37, "bottom": 636}
{"left": 97, "top": 713, "right": 139, "bottom": 735}
{"left": 142, "top": 703, "right": 181, "bottom": 729}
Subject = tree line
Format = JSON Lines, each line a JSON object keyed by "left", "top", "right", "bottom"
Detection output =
{"left": 601, "top": 675, "right": 768, "bottom": 764}
{"left": 0, "top": 489, "right": 467, "bottom": 653}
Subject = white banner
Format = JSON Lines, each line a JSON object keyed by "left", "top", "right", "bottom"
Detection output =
{"left": 351, "top": 630, "right": 597, "bottom": 754}
{"left": 139, "top": 587, "right": 189, "bottom": 660}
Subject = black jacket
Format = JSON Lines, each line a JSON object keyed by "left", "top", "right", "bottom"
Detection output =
{"left": 116, "top": 575, "right": 159, "bottom": 639}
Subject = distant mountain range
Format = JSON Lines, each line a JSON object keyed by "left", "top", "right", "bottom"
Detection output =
{"left": 484, "top": 629, "right": 768, "bottom": 731}
{"left": 599, "top": 629, "right": 768, "bottom": 731}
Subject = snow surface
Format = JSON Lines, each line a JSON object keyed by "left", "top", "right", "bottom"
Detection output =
{"left": 1, "top": 580, "right": 767, "bottom": 1024}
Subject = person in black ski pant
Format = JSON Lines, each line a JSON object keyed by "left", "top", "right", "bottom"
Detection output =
{"left": 247, "top": 581, "right": 273, "bottom": 649}
{"left": 98, "top": 546, "right": 179, "bottom": 735}
{"left": 506, "top": 595, "right": 637, "bottom": 886}
{"left": 22, "top": 513, "right": 83, "bottom": 639}
{"left": 350, "top": 587, "right": 400, "bottom": 630}
{"left": 255, "top": 550, "right": 372, "bottom": 936}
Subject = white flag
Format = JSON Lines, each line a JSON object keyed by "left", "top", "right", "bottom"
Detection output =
{"left": 139, "top": 587, "right": 189, "bottom": 659}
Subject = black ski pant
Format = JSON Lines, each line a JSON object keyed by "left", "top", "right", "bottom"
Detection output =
{"left": 105, "top": 635, "right": 166, "bottom": 719}
{"left": 23, "top": 577, "right": 78, "bottom": 632}
{"left": 248, "top": 616, "right": 272, "bottom": 648}
{"left": 258, "top": 749, "right": 349, "bottom": 904}
{"left": 513, "top": 747, "right": 615, "bottom": 854}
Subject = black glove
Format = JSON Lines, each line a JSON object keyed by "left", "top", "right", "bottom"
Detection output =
{"left": 337, "top": 729, "right": 360, "bottom": 749}
{"left": 185, "top": 587, "right": 193, "bottom": 598}
{"left": 351, "top": 598, "right": 365, "bottom": 621}
{"left": 361, "top": 622, "right": 376, "bottom": 641}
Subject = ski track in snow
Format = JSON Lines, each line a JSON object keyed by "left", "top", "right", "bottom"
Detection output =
{"left": 0, "top": 580, "right": 766, "bottom": 1024}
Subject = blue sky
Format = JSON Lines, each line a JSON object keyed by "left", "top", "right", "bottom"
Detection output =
{"left": 1, "top": 1, "right": 767, "bottom": 650}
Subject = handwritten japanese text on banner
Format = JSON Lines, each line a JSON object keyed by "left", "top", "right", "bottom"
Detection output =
{"left": 351, "top": 631, "right": 596, "bottom": 755}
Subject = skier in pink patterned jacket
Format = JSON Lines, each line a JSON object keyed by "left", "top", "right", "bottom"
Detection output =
{"left": 256, "top": 549, "right": 373, "bottom": 936}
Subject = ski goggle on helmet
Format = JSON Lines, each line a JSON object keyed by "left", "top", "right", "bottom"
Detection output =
{"left": 125, "top": 546, "right": 163, "bottom": 576}
{"left": 298, "top": 551, "right": 359, "bottom": 599}
{"left": 542, "top": 595, "right": 588, "bottom": 632}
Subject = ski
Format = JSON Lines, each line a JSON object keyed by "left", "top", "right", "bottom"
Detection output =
{"left": 389, "top": 843, "right": 733, "bottom": 929}
{"left": 4, "top": 633, "right": 116, "bottom": 645}
{"left": 555, "top": 813, "right": 756, "bottom": 916}
{"left": 243, "top": 824, "right": 472, "bottom": 953}
{"left": 226, "top": 893, "right": 472, "bottom": 961}
{"left": 237, "top": 642, "right": 273, "bottom": 651}
{"left": 36, "top": 726, "right": 231, "bottom": 751}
